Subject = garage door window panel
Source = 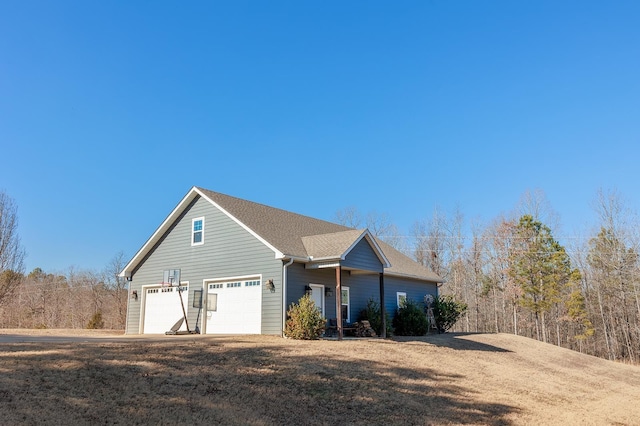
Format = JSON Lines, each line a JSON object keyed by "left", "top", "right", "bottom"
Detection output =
{"left": 205, "top": 277, "right": 262, "bottom": 334}
{"left": 143, "top": 285, "right": 189, "bottom": 334}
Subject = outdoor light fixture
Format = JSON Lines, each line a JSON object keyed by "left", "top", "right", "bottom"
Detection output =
{"left": 304, "top": 285, "right": 312, "bottom": 296}
{"left": 265, "top": 279, "right": 275, "bottom": 292}
{"left": 131, "top": 290, "right": 138, "bottom": 301}
{"left": 325, "top": 287, "right": 333, "bottom": 297}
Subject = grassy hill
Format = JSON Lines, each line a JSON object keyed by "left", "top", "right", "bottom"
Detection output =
{"left": 0, "top": 330, "right": 638, "bottom": 425}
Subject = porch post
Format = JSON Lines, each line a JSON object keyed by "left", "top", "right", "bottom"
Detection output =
{"left": 379, "top": 272, "right": 386, "bottom": 338}
{"left": 336, "top": 266, "right": 343, "bottom": 340}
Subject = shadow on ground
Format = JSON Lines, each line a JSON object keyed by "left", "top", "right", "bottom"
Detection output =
{"left": 0, "top": 337, "right": 519, "bottom": 425}
{"left": 393, "top": 332, "right": 512, "bottom": 353}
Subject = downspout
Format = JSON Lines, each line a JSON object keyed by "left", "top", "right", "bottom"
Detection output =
{"left": 282, "top": 257, "right": 294, "bottom": 336}
{"left": 124, "top": 275, "right": 132, "bottom": 335}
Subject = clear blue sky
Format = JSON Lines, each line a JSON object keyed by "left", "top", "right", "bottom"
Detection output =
{"left": 2, "top": 1, "right": 639, "bottom": 273}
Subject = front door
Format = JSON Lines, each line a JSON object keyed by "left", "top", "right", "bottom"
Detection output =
{"left": 309, "top": 284, "right": 325, "bottom": 317}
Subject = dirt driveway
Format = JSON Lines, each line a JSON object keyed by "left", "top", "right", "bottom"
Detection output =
{"left": 0, "top": 329, "right": 174, "bottom": 343}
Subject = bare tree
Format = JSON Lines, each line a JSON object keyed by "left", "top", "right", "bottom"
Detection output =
{"left": 584, "top": 189, "right": 640, "bottom": 362}
{"left": 334, "top": 207, "right": 406, "bottom": 251}
{"left": 412, "top": 207, "right": 447, "bottom": 279}
{"left": 334, "top": 206, "right": 363, "bottom": 229}
{"left": 516, "top": 188, "right": 560, "bottom": 231}
{"left": 465, "top": 219, "right": 488, "bottom": 332}
{"left": 0, "top": 191, "right": 26, "bottom": 305}
{"left": 103, "top": 251, "right": 128, "bottom": 328}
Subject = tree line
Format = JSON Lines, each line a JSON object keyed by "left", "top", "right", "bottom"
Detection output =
{"left": 0, "top": 254, "right": 128, "bottom": 330}
{"left": 336, "top": 189, "right": 640, "bottom": 364}
{"left": 1, "top": 188, "right": 639, "bottom": 363}
{"left": 0, "top": 191, "right": 128, "bottom": 330}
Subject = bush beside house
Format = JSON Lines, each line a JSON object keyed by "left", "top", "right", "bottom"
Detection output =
{"left": 393, "top": 298, "right": 429, "bottom": 336}
{"left": 358, "top": 297, "right": 393, "bottom": 337}
{"left": 285, "top": 295, "right": 326, "bottom": 340}
{"left": 433, "top": 295, "right": 468, "bottom": 333}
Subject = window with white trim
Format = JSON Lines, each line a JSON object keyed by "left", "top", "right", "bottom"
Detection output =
{"left": 341, "top": 287, "right": 350, "bottom": 323}
{"left": 192, "top": 217, "right": 204, "bottom": 246}
{"left": 397, "top": 292, "right": 407, "bottom": 309}
{"left": 245, "top": 280, "right": 260, "bottom": 287}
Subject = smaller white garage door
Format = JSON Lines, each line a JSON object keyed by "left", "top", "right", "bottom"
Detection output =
{"left": 206, "top": 278, "right": 261, "bottom": 334}
{"left": 143, "top": 285, "right": 189, "bottom": 334}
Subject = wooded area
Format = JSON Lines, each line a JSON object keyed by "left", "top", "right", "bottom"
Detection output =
{"left": 0, "top": 253, "right": 128, "bottom": 330}
{"left": 336, "top": 189, "right": 640, "bottom": 364}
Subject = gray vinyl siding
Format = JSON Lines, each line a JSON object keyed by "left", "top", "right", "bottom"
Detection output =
{"left": 286, "top": 263, "right": 381, "bottom": 323}
{"left": 126, "top": 195, "right": 283, "bottom": 335}
{"left": 285, "top": 263, "right": 437, "bottom": 326}
{"left": 343, "top": 273, "right": 381, "bottom": 322}
{"left": 286, "top": 263, "right": 335, "bottom": 312}
{"left": 383, "top": 275, "right": 439, "bottom": 319}
{"left": 342, "top": 238, "right": 383, "bottom": 273}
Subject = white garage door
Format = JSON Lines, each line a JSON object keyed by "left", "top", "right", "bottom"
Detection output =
{"left": 143, "top": 285, "right": 189, "bottom": 334}
{"left": 206, "top": 278, "right": 262, "bottom": 334}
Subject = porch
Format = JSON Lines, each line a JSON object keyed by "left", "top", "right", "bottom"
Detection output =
{"left": 289, "top": 263, "right": 388, "bottom": 340}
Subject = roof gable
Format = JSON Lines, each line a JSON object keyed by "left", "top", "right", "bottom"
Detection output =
{"left": 301, "top": 229, "right": 390, "bottom": 267}
{"left": 120, "top": 186, "right": 442, "bottom": 283}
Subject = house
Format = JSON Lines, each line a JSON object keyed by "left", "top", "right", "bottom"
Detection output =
{"left": 120, "top": 187, "right": 442, "bottom": 337}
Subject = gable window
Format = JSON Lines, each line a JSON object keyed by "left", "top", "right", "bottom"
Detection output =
{"left": 192, "top": 217, "right": 204, "bottom": 246}
{"left": 341, "top": 287, "right": 350, "bottom": 323}
{"left": 397, "top": 292, "right": 407, "bottom": 309}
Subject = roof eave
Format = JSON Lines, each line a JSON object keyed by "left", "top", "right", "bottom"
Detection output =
{"left": 363, "top": 232, "right": 391, "bottom": 268}
{"left": 280, "top": 254, "right": 310, "bottom": 262}
{"left": 120, "top": 186, "right": 288, "bottom": 278}
{"left": 384, "top": 270, "right": 443, "bottom": 283}
{"left": 340, "top": 230, "right": 390, "bottom": 268}
{"left": 308, "top": 255, "right": 343, "bottom": 262}
{"left": 119, "top": 187, "right": 201, "bottom": 278}
{"left": 196, "top": 187, "right": 285, "bottom": 260}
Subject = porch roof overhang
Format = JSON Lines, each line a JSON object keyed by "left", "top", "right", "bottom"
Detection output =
{"left": 301, "top": 229, "right": 390, "bottom": 269}
{"left": 304, "top": 260, "right": 342, "bottom": 270}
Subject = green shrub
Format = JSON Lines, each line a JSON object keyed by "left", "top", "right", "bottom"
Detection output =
{"left": 393, "top": 298, "right": 428, "bottom": 336}
{"left": 433, "top": 295, "right": 467, "bottom": 333}
{"left": 285, "top": 294, "right": 327, "bottom": 340}
{"left": 358, "top": 297, "right": 393, "bottom": 337}
{"left": 87, "top": 311, "right": 105, "bottom": 329}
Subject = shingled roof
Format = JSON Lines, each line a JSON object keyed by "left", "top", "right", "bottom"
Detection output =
{"left": 197, "top": 187, "right": 441, "bottom": 282}
{"left": 121, "top": 186, "right": 442, "bottom": 283}
{"left": 301, "top": 229, "right": 374, "bottom": 260}
{"left": 197, "top": 187, "right": 351, "bottom": 259}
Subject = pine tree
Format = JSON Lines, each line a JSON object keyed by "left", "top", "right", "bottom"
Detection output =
{"left": 508, "top": 215, "right": 591, "bottom": 344}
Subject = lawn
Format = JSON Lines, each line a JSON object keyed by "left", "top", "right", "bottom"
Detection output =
{"left": 0, "top": 330, "right": 638, "bottom": 425}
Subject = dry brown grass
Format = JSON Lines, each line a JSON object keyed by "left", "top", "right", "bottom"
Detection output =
{"left": 0, "top": 330, "right": 638, "bottom": 425}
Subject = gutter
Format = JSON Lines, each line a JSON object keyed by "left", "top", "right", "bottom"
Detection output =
{"left": 308, "top": 256, "right": 344, "bottom": 262}
{"left": 124, "top": 279, "right": 131, "bottom": 335}
{"left": 282, "top": 257, "right": 295, "bottom": 336}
